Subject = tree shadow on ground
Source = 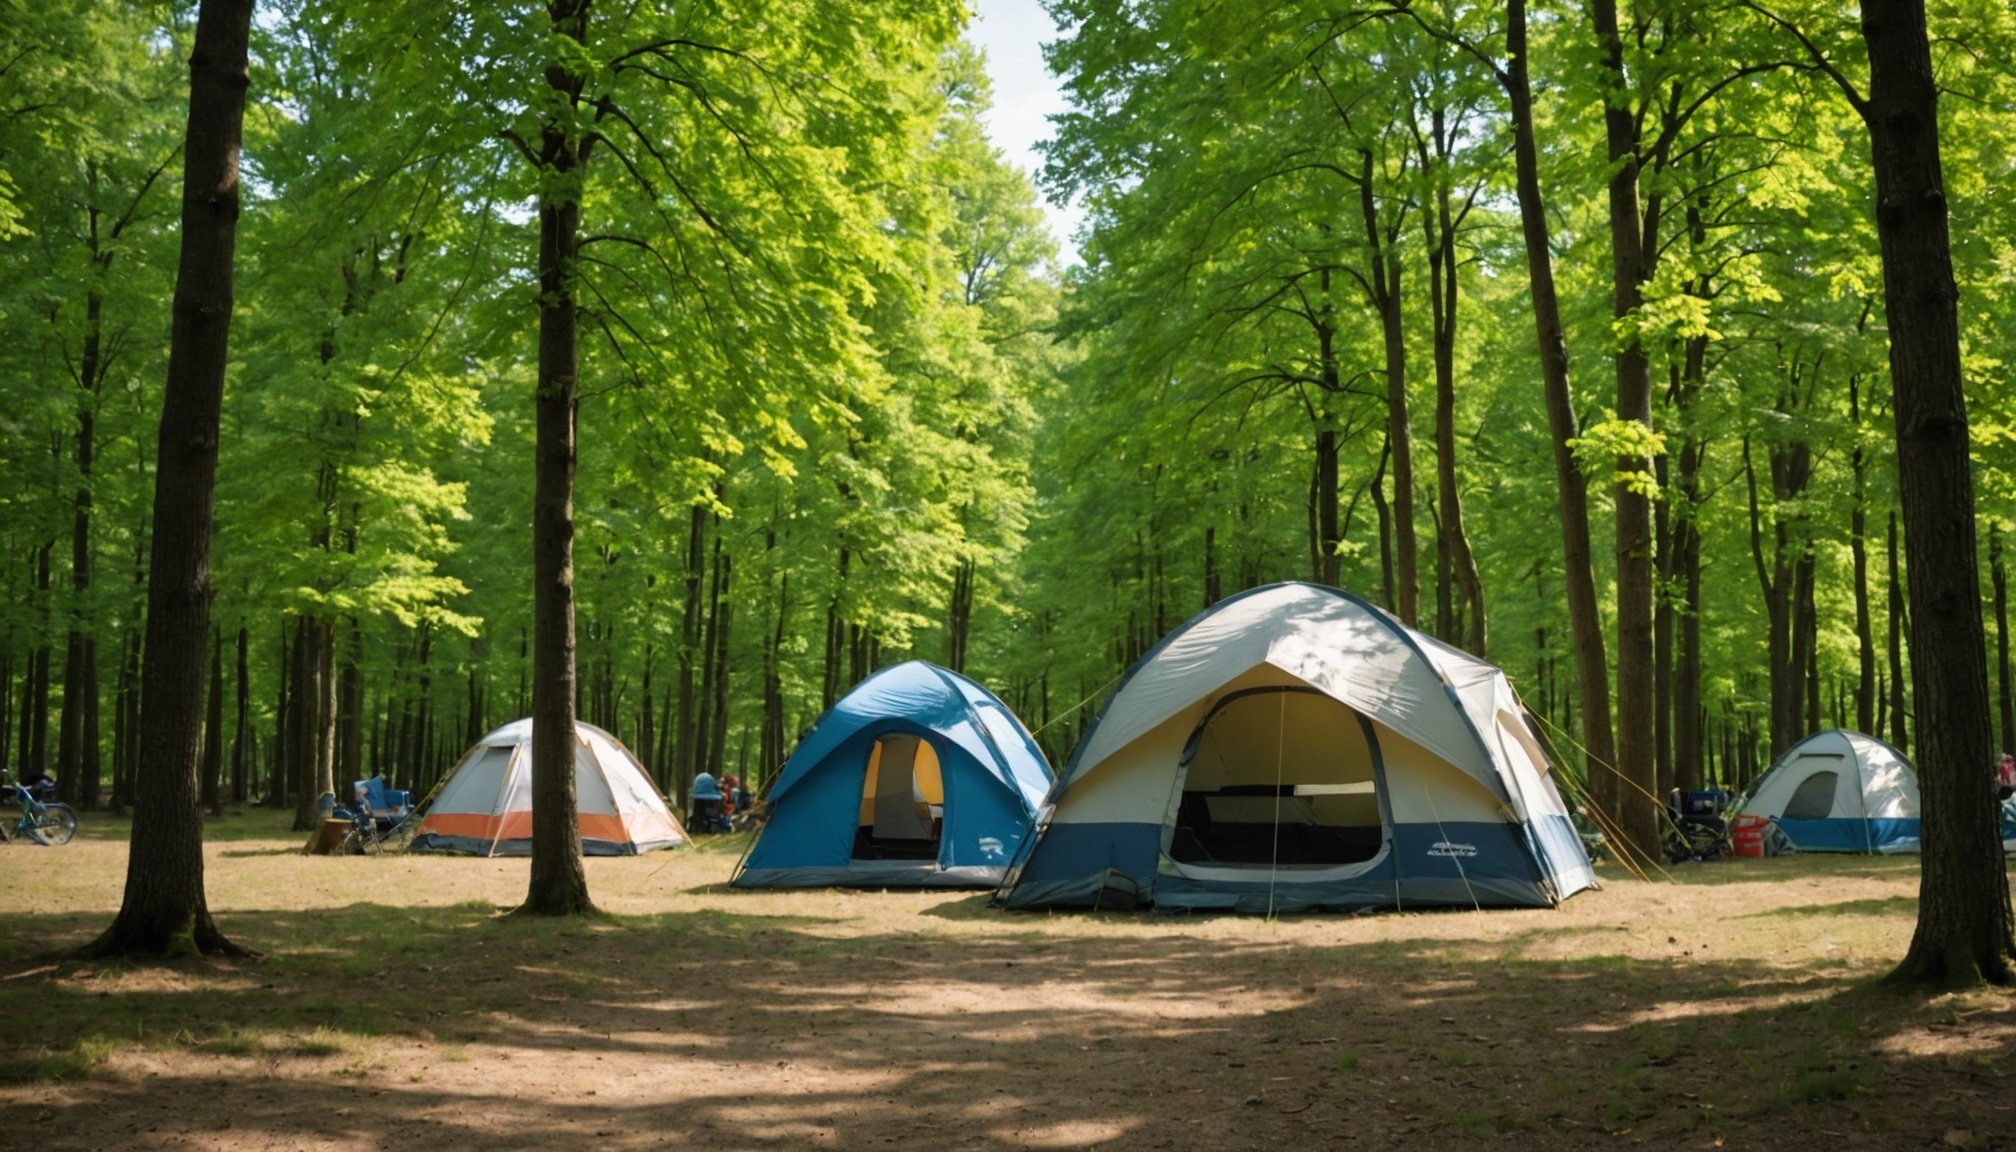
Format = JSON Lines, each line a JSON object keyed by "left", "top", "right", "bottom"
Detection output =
{"left": 5, "top": 889, "right": 2014, "bottom": 1152}
{"left": 1740, "top": 896, "right": 1921, "bottom": 920}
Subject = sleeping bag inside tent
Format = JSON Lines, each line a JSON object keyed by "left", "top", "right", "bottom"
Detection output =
{"left": 409, "top": 719, "right": 686, "bottom": 856}
{"left": 1000, "top": 582, "right": 1595, "bottom": 913}
{"left": 1734, "top": 729, "right": 1920, "bottom": 853}
{"left": 732, "top": 661, "right": 1052, "bottom": 888}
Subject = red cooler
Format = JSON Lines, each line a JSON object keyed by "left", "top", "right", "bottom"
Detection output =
{"left": 1730, "top": 814, "right": 1768, "bottom": 857}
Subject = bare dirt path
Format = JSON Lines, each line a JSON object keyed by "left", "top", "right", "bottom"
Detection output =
{"left": 1, "top": 815, "right": 2011, "bottom": 1150}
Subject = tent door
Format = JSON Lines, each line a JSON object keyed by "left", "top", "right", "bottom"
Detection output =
{"left": 1168, "top": 687, "right": 1387, "bottom": 868}
{"left": 853, "top": 733, "right": 945, "bottom": 861}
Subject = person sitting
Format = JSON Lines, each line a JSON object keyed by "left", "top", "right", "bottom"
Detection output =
{"left": 690, "top": 769, "right": 723, "bottom": 831}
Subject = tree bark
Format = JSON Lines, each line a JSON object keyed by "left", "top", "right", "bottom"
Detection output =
{"left": 679, "top": 501, "right": 707, "bottom": 790}
{"left": 1357, "top": 152, "right": 1416, "bottom": 623}
{"left": 1856, "top": 0, "right": 2013, "bottom": 986}
{"left": 1315, "top": 280, "right": 1342, "bottom": 588}
{"left": 1886, "top": 510, "right": 1909, "bottom": 753}
{"left": 1991, "top": 528, "right": 2012, "bottom": 756}
{"left": 1503, "top": 0, "right": 1618, "bottom": 809}
{"left": 22, "top": 542, "right": 51, "bottom": 787}
{"left": 1423, "top": 147, "right": 1485, "bottom": 655}
{"left": 948, "top": 557, "right": 974, "bottom": 672}
{"left": 518, "top": 0, "right": 596, "bottom": 917}
{"left": 1316, "top": 426, "right": 1340, "bottom": 586}
{"left": 695, "top": 523, "right": 725, "bottom": 777}
{"left": 57, "top": 296, "right": 101, "bottom": 807}
{"left": 1851, "top": 376, "right": 1877, "bottom": 734}
{"left": 314, "top": 618, "right": 337, "bottom": 807}
{"left": 338, "top": 617, "right": 363, "bottom": 785}
{"left": 289, "top": 616, "right": 322, "bottom": 830}
{"left": 1588, "top": 0, "right": 1659, "bottom": 856}
{"left": 761, "top": 566, "right": 788, "bottom": 788}
{"left": 1370, "top": 437, "right": 1394, "bottom": 609}
{"left": 201, "top": 629, "right": 223, "bottom": 816}
{"left": 0, "top": 653, "right": 10, "bottom": 793}
{"left": 85, "top": 0, "right": 255, "bottom": 959}
{"left": 705, "top": 546, "right": 733, "bottom": 778}
{"left": 230, "top": 623, "right": 248, "bottom": 802}
{"left": 267, "top": 620, "right": 287, "bottom": 806}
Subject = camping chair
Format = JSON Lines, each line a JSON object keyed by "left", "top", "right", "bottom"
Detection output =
{"left": 1661, "top": 789, "right": 1731, "bottom": 862}
{"left": 337, "top": 777, "right": 416, "bottom": 853}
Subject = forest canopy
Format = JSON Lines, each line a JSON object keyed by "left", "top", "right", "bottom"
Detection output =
{"left": 1, "top": 0, "right": 2013, "bottom": 858}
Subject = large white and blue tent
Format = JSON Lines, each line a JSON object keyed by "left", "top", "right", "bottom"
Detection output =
{"left": 1735, "top": 730, "right": 1921, "bottom": 853}
{"left": 732, "top": 661, "right": 1052, "bottom": 888}
{"left": 1000, "top": 583, "right": 1596, "bottom": 913}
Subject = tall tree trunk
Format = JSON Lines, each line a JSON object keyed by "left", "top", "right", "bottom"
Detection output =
{"left": 1797, "top": 552, "right": 1820, "bottom": 733}
{"left": 1670, "top": 213, "right": 1712, "bottom": 791}
{"left": 706, "top": 548, "right": 733, "bottom": 778}
{"left": 1423, "top": 150, "right": 1486, "bottom": 654}
{"left": 314, "top": 618, "right": 337, "bottom": 809}
{"left": 111, "top": 527, "right": 148, "bottom": 814}
{"left": 1590, "top": 0, "right": 1658, "bottom": 857}
{"left": 230, "top": 623, "right": 248, "bottom": 802}
{"left": 1886, "top": 511, "right": 1909, "bottom": 754}
{"left": 1653, "top": 452, "right": 1674, "bottom": 799}
{"left": 467, "top": 638, "right": 487, "bottom": 745}
{"left": 1357, "top": 154, "right": 1416, "bottom": 623}
{"left": 0, "top": 652, "right": 10, "bottom": 794}
{"left": 23, "top": 542, "right": 51, "bottom": 786}
{"left": 289, "top": 616, "right": 320, "bottom": 830}
{"left": 1856, "top": 0, "right": 2012, "bottom": 986}
{"left": 638, "top": 643, "right": 655, "bottom": 780}
{"left": 57, "top": 155, "right": 164, "bottom": 808}
{"left": 1748, "top": 443, "right": 1793, "bottom": 758}
{"left": 1315, "top": 426, "right": 1340, "bottom": 586}
{"left": 1502, "top": 0, "right": 1618, "bottom": 813}
{"left": 518, "top": 0, "right": 595, "bottom": 917}
{"left": 1851, "top": 376, "right": 1878, "bottom": 734}
{"left": 677, "top": 501, "right": 708, "bottom": 793}
{"left": 1203, "top": 525, "right": 1221, "bottom": 607}
{"left": 392, "top": 628, "right": 416, "bottom": 787}
{"left": 695, "top": 525, "right": 725, "bottom": 777}
{"left": 948, "top": 557, "right": 974, "bottom": 673}
{"left": 201, "top": 629, "right": 223, "bottom": 816}
{"left": 58, "top": 292, "right": 101, "bottom": 806}
{"left": 407, "top": 622, "right": 433, "bottom": 791}
{"left": 267, "top": 620, "right": 287, "bottom": 807}
{"left": 338, "top": 617, "right": 363, "bottom": 785}
{"left": 761, "top": 567, "right": 788, "bottom": 789}
{"left": 86, "top": 0, "right": 254, "bottom": 958}
{"left": 1371, "top": 437, "right": 1394, "bottom": 608}
{"left": 1993, "top": 528, "right": 2013, "bottom": 756}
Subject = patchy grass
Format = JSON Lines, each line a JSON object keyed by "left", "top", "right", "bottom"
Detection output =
{"left": 0, "top": 810, "right": 2011, "bottom": 1151}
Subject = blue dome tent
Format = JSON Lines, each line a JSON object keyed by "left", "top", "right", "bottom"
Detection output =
{"left": 732, "top": 661, "right": 1053, "bottom": 888}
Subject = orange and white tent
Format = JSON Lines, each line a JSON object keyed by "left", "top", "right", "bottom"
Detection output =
{"left": 410, "top": 719, "right": 685, "bottom": 856}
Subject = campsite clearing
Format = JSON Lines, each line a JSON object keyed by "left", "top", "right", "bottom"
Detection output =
{"left": 1, "top": 811, "right": 2012, "bottom": 1151}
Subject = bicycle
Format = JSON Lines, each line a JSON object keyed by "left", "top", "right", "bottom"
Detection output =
{"left": 3, "top": 771, "right": 78, "bottom": 846}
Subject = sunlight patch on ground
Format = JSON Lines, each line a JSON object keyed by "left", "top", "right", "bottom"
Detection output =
{"left": 1621, "top": 985, "right": 1835, "bottom": 1025}
{"left": 995, "top": 1117, "right": 1141, "bottom": 1146}
{"left": 56, "top": 964, "right": 270, "bottom": 997}
{"left": 854, "top": 977, "right": 1304, "bottom": 1022}
{"left": 1875, "top": 1022, "right": 2016, "bottom": 1058}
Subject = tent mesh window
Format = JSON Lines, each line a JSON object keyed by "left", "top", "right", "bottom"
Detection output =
{"left": 853, "top": 733, "right": 944, "bottom": 860}
{"left": 1171, "top": 688, "right": 1383, "bottom": 867}
{"left": 1782, "top": 769, "right": 1839, "bottom": 821}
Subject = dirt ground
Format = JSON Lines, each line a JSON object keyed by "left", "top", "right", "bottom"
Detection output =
{"left": 2, "top": 812, "right": 2014, "bottom": 1151}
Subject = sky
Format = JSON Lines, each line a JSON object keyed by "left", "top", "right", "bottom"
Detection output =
{"left": 968, "top": 0, "right": 1084, "bottom": 261}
